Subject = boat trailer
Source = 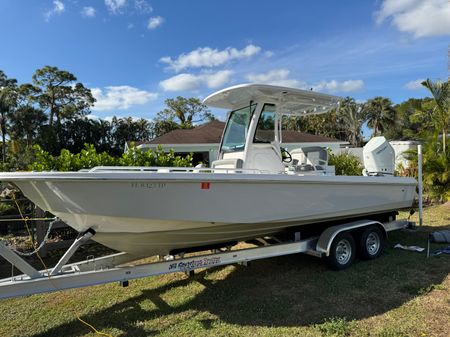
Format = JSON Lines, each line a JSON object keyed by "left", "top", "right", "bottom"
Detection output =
{"left": 0, "top": 219, "right": 411, "bottom": 300}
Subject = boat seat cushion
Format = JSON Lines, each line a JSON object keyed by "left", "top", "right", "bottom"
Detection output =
{"left": 211, "top": 158, "right": 244, "bottom": 169}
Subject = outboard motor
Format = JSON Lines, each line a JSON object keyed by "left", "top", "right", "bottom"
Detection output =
{"left": 363, "top": 137, "right": 395, "bottom": 176}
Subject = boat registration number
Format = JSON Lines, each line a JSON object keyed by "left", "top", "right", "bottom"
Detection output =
{"left": 131, "top": 182, "right": 167, "bottom": 189}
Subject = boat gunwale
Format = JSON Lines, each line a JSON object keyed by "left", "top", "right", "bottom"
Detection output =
{"left": 0, "top": 171, "right": 417, "bottom": 186}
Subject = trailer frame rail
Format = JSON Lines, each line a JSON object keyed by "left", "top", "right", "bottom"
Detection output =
{"left": 0, "top": 219, "right": 412, "bottom": 300}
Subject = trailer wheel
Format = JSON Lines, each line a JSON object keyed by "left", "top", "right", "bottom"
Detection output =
{"left": 358, "top": 226, "right": 384, "bottom": 260}
{"left": 326, "top": 232, "right": 355, "bottom": 270}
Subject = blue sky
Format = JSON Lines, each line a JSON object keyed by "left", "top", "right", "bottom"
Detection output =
{"left": 0, "top": 0, "right": 449, "bottom": 122}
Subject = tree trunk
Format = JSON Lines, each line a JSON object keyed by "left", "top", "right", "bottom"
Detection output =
{"left": 372, "top": 123, "right": 378, "bottom": 137}
{"left": 49, "top": 88, "right": 55, "bottom": 127}
{"left": 443, "top": 128, "right": 447, "bottom": 153}
{"left": 27, "top": 132, "right": 32, "bottom": 147}
{"left": 1, "top": 130, "right": 5, "bottom": 164}
{"left": 0, "top": 111, "right": 5, "bottom": 165}
{"left": 49, "top": 106, "right": 55, "bottom": 127}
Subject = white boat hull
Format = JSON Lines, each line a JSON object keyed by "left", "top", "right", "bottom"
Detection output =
{"left": 1, "top": 171, "right": 416, "bottom": 257}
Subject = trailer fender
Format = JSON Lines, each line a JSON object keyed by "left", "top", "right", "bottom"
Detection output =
{"left": 316, "top": 220, "right": 386, "bottom": 257}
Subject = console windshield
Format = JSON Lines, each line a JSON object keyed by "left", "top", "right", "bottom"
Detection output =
{"left": 221, "top": 103, "right": 256, "bottom": 153}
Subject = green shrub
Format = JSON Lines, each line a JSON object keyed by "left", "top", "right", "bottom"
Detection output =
{"left": 0, "top": 202, "right": 16, "bottom": 216}
{"left": 403, "top": 138, "right": 450, "bottom": 201}
{"left": 118, "top": 143, "right": 192, "bottom": 167}
{"left": 29, "top": 144, "right": 192, "bottom": 172}
{"left": 329, "top": 152, "right": 363, "bottom": 176}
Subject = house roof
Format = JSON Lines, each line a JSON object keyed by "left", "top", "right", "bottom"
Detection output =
{"left": 140, "top": 120, "right": 344, "bottom": 146}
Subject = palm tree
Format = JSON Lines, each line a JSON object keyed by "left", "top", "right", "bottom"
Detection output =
{"left": 338, "top": 97, "right": 365, "bottom": 147}
{"left": 421, "top": 79, "right": 450, "bottom": 153}
{"left": 364, "top": 97, "right": 395, "bottom": 137}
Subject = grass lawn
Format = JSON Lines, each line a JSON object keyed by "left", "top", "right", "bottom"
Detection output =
{"left": 0, "top": 204, "right": 449, "bottom": 337}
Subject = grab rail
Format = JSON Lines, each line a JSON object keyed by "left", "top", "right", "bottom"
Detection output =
{"left": 87, "top": 166, "right": 270, "bottom": 174}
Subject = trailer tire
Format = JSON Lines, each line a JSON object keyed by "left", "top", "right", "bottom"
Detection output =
{"left": 358, "top": 226, "right": 384, "bottom": 260}
{"left": 326, "top": 232, "right": 355, "bottom": 270}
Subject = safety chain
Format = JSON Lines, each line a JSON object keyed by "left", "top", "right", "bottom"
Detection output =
{"left": 1, "top": 218, "right": 57, "bottom": 256}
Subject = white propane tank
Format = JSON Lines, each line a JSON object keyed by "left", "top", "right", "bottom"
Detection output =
{"left": 363, "top": 137, "right": 395, "bottom": 176}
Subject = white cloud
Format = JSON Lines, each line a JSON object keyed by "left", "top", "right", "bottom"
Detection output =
{"left": 53, "top": 0, "right": 65, "bottom": 13}
{"left": 81, "top": 6, "right": 96, "bottom": 18}
{"left": 203, "top": 70, "right": 233, "bottom": 89}
{"left": 245, "top": 69, "right": 364, "bottom": 93}
{"left": 312, "top": 80, "right": 364, "bottom": 93}
{"left": 404, "top": 78, "right": 425, "bottom": 90}
{"left": 105, "top": 0, "right": 127, "bottom": 14}
{"left": 159, "top": 70, "right": 233, "bottom": 91}
{"left": 103, "top": 116, "right": 115, "bottom": 122}
{"left": 160, "top": 44, "right": 261, "bottom": 72}
{"left": 246, "top": 69, "right": 301, "bottom": 87}
{"left": 134, "top": 0, "right": 153, "bottom": 13}
{"left": 45, "top": 0, "right": 65, "bottom": 21}
{"left": 85, "top": 114, "right": 100, "bottom": 120}
{"left": 87, "top": 114, "right": 152, "bottom": 123}
{"left": 376, "top": 0, "right": 450, "bottom": 38}
{"left": 105, "top": 0, "right": 154, "bottom": 15}
{"left": 91, "top": 85, "right": 158, "bottom": 111}
{"left": 160, "top": 74, "right": 199, "bottom": 91}
{"left": 147, "top": 16, "right": 164, "bottom": 30}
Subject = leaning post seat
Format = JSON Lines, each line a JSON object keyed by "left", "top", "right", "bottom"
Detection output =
{"left": 211, "top": 158, "right": 244, "bottom": 170}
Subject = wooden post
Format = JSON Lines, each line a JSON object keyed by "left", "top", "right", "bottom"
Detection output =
{"left": 35, "top": 207, "right": 48, "bottom": 257}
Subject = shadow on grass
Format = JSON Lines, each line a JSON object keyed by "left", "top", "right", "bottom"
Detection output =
{"left": 28, "top": 225, "right": 450, "bottom": 337}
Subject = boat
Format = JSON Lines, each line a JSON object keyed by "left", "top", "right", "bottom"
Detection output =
{"left": 0, "top": 84, "right": 417, "bottom": 258}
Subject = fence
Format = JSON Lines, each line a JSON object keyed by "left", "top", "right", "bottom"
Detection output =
{"left": 34, "top": 208, "right": 75, "bottom": 257}
{"left": 0, "top": 201, "right": 76, "bottom": 258}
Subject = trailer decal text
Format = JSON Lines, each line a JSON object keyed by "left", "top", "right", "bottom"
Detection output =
{"left": 168, "top": 257, "right": 221, "bottom": 271}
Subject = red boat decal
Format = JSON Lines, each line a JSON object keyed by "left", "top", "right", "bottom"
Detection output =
{"left": 201, "top": 182, "right": 211, "bottom": 189}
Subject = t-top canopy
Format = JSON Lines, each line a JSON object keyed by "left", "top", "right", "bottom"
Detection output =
{"left": 203, "top": 83, "right": 341, "bottom": 115}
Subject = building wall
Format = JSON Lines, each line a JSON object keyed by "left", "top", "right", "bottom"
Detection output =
{"left": 282, "top": 142, "right": 345, "bottom": 153}
{"left": 334, "top": 147, "right": 364, "bottom": 162}
{"left": 390, "top": 141, "right": 420, "bottom": 169}
{"left": 333, "top": 141, "right": 420, "bottom": 169}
